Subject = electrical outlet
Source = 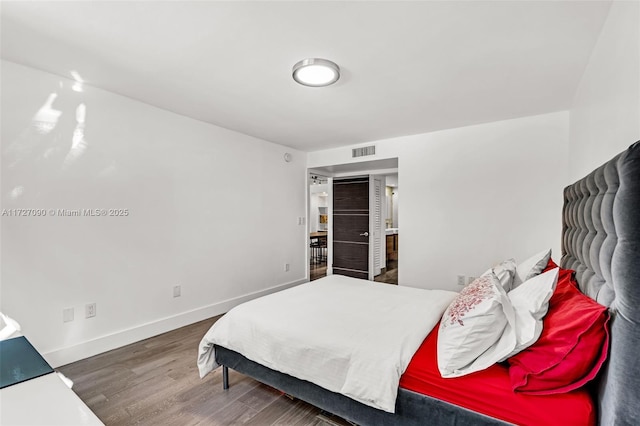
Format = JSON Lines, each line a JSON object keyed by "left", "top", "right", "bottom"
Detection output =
{"left": 173, "top": 285, "right": 181, "bottom": 298}
{"left": 284, "top": 263, "right": 290, "bottom": 272}
{"left": 63, "top": 308, "right": 74, "bottom": 323}
{"left": 457, "top": 275, "right": 466, "bottom": 286}
{"left": 467, "top": 276, "right": 476, "bottom": 285}
{"left": 85, "top": 303, "right": 96, "bottom": 319}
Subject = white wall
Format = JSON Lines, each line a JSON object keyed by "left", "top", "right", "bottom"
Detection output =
{"left": 0, "top": 60, "right": 307, "bottom": 366}
{"left": 308, "top": 112, "right": 569, "bottom": 291}
{"left": 309, "top": 184, "right": 328, "bottom": 233}
{"left": 392, "top": 188, "right": 399, "bottom": 229}
{"left": 569, "top": 0, "right": 640, "bottom": 181}
{"left": 384, "top": 174, "right": 399, "bottom": 229}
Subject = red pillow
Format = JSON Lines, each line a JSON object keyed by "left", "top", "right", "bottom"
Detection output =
{"left": 507, "top": 267, "right": 610, "bottom": 395}
{"left": 542, "top": 257, "right": 559, "bottom": 272}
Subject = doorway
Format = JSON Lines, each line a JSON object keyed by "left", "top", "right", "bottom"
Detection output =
{"left": 375, "top": 173, "right": 398, "bottom": 284}
{"left": 307, "top": 158, "right": 399, "bottom": 284}
{"left": 309, "top": 174, "right": 328, "bottom": 281}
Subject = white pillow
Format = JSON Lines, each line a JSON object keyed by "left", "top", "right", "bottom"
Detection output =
{"left": 500, "top": 267, "right": 559, "bottom": 360}
{"left": 438, "top": 273, "right": 516, "bottom": 378}
{"left": 513, "top": 249, "right": 552, "bottom": 288}
{"left": 0, "top": 312, "right": 21, "bottom": 341}
{"left": 482, "top": 258, "right": 517, "bottom": 292}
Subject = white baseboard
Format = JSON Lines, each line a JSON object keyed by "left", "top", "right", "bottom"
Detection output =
{"left": 44, "top": 278, "right": 307, "bottom": 368}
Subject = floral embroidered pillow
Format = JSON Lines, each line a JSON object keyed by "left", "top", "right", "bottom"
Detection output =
{"left": 437, "top": 273, "right": 516, "bottom": 378}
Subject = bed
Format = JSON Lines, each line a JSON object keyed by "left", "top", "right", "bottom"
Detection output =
{"left": 198, "top": 141, "right": 639, "bottom": 425}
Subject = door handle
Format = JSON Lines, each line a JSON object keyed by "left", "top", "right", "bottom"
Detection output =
{"left": 360, "top": 232, "right": 369, "bottom": 237}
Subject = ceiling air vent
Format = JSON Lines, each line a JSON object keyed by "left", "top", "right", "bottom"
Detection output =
{"left": 352, "top": 145, "right": 376, "bottom": 158}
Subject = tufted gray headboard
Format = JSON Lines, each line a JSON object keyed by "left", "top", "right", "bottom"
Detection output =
{"left": 561, "top": 141, "right": 640, "bottom": 425}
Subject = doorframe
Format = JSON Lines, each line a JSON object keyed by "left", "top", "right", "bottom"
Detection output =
{"left": 370, "top": 175, "right": 385, "bottom": 279}
{"left": 307, "top": 173, "right": 331, "bottom": 280}
{"left": 307, "top": 162, "right": 398, "bottom": 281}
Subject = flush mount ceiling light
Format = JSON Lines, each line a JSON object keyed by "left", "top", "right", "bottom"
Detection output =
{"left": 292, "top": 58, "right": 340, "bottom": 87}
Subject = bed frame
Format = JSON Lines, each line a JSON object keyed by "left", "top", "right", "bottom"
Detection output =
{"left": 216, "top": 141, "right": 640, "bottom": 425}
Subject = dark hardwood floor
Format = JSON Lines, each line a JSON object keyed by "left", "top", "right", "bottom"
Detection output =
{"left": 310, "top": 261, "right": 327, "bottom": 281}
{"left": 374, "top": 260, "right": 398, "bottom": 285}
{"left": 311, "top": 260, "right": 398, "bottom": 284}
{"left": 58, "top": 317, "right": 352, "bottom": 426}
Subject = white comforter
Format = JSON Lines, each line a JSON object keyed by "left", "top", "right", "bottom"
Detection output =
{"left": 197, "top": 275, "right": 456, "bottom": 413}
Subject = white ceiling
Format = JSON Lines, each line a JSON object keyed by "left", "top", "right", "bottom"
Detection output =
{"left": 1, "top": 1, "right": 611, "bottom": 152}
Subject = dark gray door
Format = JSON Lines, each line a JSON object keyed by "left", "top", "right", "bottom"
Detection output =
{"left": 333, "top": 177, "right": 369, "bottom": 279}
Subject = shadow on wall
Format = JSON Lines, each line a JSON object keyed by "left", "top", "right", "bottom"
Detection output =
{"left": 3, "top": 71, "right": 118, "bottom": 207}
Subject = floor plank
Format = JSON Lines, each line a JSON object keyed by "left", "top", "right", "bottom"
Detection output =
{"left": 58, "top": 316, "right": 352, "bottom": 426}
{"left": 311, "top": 259, "right": 398, "bottom": 284}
